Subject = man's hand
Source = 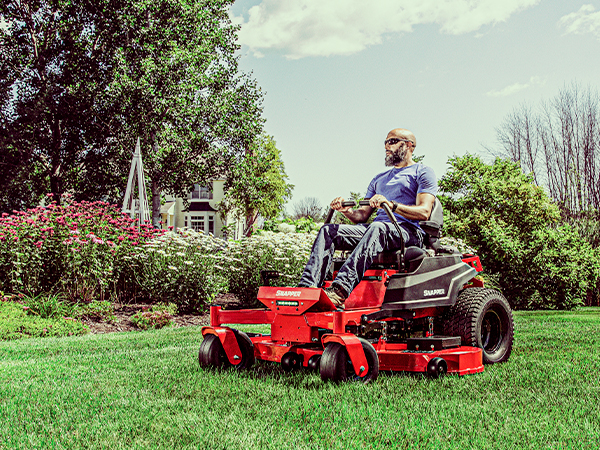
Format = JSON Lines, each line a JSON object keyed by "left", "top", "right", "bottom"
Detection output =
{"left": 368, "top": 194, "right": 393, "bottom": 210}
{"left": 330, "top": 197, "right": 353, "bottom": 212}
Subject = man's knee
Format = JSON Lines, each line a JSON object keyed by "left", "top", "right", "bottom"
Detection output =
{"left": 365, "top": 221, "right": 389, "bottom": 236}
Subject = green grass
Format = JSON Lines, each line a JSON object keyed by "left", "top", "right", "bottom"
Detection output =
{"left": 1, "top": 309, "right": 599, "bottom": 449}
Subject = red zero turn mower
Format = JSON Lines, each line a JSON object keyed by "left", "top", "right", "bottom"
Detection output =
{"left": 199, "top": 199, "right": 514, "bottom": 383}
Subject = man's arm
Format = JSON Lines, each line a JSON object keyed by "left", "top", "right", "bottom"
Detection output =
{"left": 330, "top": 197, "right": 374, "bottom": 224}
{"left": 369, "top": 192, "right": 436, "bottom": 221}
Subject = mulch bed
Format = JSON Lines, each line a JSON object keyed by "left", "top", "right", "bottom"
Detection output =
{"left": 81, "top": 293, "right": 245, "bottom": 334}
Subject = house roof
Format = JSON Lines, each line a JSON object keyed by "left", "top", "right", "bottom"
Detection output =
{"left": 161, "top": 201, "right": 175, "bottom": 214}
{"left": 188, "top": 201, "right": 217, "bottom": 212}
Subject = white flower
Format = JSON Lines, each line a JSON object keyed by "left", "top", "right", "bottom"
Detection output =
{"left": 168, "top": 265, "right": 177, "bottom": 271}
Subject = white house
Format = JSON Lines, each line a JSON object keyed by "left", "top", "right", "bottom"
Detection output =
{"left": 160, "top": 180, "right": 245, "bottom": 239}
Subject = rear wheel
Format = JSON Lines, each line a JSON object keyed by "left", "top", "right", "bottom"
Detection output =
{"left": 320, "top": 338, "right": 379, "bottom": 383}
{"left": 443, "top": 288, "right": 514, "bottom": 364}
{"left": 198, "top": 329, "right": 255, "bottom": 370}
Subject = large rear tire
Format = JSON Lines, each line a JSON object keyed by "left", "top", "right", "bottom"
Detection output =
{"left": 320, "top": 338, "right": 379, "bottom": 383}
{"left": 443, "top": 288, "right": 514, "bottom": 364}
{"left": 198, "top": 329, "right": 255, "bottom": 370}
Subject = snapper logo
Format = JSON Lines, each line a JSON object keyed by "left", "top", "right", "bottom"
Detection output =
{"left": 275, "top": 290, "right": 301, "bottom": 298}
{"left": 424, "top": 288, "right": 445, "bottom": 297}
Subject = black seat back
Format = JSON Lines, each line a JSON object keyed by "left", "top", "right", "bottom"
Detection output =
{"left": 370, "top": 197, "right": 443, "bottom": 270}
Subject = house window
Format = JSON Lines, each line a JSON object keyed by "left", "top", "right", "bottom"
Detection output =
{"left": 190, "top": 216, "right": 205, "bottom": 232}
{"left": 208, "top": 215, "right": 214, "bottom": 235}
{"left": 191, "top": 184, "right": 213, "bottom": 200}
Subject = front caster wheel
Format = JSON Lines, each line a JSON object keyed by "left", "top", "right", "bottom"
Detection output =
{"left": 320, "top": 338, "right": 379, "bottom": 383}
{"left": 198, "top": 329, "right": 255, "bottom": 370}
{"left": 427, "top": 357, "right": 447, "bottom": 378}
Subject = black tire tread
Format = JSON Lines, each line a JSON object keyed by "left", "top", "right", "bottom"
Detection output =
{"left": 443, "top": 287, "right": 514, "bottom": 364}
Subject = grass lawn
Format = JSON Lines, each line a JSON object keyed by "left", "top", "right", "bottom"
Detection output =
{"left": 1, "top": 308, "right": 599, "bottom": 449}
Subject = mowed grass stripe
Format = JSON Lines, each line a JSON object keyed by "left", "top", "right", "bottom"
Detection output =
{"left": 0, "top": 309, "right": 599, "bottom": 449}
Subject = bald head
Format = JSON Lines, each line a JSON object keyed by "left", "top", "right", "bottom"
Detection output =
{"left": 387, "top": 128, "right": 416, "bottom": 148}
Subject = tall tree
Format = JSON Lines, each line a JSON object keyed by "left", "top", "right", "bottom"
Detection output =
{"left": 108, "top": 0, "right": 264, "bottom": 226}
{"left": 0, "top": 0, "right": 128, "bottom": 210}
{"left": 491, "top": 83, "right": 600, "bottom": 221}
{"left": 1, "top": 0, "right": 265, "bottom": 220}
{"left": 219, "top": 134, "right": 293, "bottom": 237}
{"left": 292, "top": 197, "right": 323, "bottom": 220}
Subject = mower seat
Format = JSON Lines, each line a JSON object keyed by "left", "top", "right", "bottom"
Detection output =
{"left": 370, "top": 198, "right": 444, "bottom": 271}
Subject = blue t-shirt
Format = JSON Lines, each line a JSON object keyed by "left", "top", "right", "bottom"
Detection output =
{"left": 365, "top": 163, "right": 438, "bottom": 229}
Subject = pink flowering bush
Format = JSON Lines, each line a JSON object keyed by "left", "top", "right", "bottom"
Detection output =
{"left": 0, "top": 194, "right": 165, "bottom": 302}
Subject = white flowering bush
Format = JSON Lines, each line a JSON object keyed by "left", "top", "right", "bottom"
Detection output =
{"left": 126, "top": 229, "right": 227, "bottom": 311}
{"left": 222, "top": 231, "right": 315, "bottom": 303}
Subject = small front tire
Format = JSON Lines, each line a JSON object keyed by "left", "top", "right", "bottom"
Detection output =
{"left": 198, "top": 329, "right": 255, "bottom": 370}
{"left": 320, "top": 338, "right": 379, "bottom": 383}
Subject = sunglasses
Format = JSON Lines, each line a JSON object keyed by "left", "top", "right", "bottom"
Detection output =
{"left": 384, "top": 138, "right": 411, "bottom": 146}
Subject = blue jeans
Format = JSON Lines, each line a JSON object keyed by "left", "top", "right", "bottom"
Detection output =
{"left": 298, "top": 221, "right": 423, "bottom": 294}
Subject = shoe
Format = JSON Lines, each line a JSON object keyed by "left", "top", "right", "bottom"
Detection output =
{"left": 324, "top": 284, "right": 347, "bottom": 309}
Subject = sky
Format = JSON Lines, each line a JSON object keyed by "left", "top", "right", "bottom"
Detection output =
{"left": 228, "top": 0, "right": 600, "bottom": 213}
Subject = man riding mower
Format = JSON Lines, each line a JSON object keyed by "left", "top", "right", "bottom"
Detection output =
{"left": 199, "top": 199, "right": 514, "bottom": 383}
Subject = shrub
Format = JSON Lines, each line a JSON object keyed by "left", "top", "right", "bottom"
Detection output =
{"left": 0, "top": 301, "right": 88, "bottom": 340}
{"left": 439, "top": 155, "right": 600, "bottom": 309}
{"left": 222, "top": 231, "right": 314, "bottom": 303}
{"left": 131, "top": 303, "right": 178, "bottom": 330}
{"left": 0, "top": 194, "right": 164, "bottom": 302}
{"left": 74, "top": 300, "right": 115, "bottom": 322}
{"left": 22, "top": 292, "right": 74, "bottom": 319}
{"left": 127, "top": 229, "right": 227, "bottom": 311}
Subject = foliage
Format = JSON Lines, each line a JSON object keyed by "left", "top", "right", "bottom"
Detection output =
{"left": 220, "top": 134, "right": 293, "bottom": 236}
{"left": 262, "top": 216, "right": 323, "bottom": 234}
{"left": 74, "top": 300, "right": 116, "bottom": 323}
{"left": 0, "top": 0, "right": 131, "bottom": 209}
{"left": 21, "top": 292, "right": 74, "bottom": 319}
{"left": 330, "top": 191, "right": 375, "bottom": 225}
{"left": 127, "top": 229, "right": 226, "bottom": 311}
{"left": 0, "top": 0, "right": 266, "bottom": 222}
{"left": 439, "top": 154, "right": 600, "bottom": 309}
{"left": 131, "top": 302, "right": 177, "bottom": 330}
{"left": 0, "top": 195, "right": 164, "bottom": 301}
{"left": 108, "top": 0, "right": 265, "bottom": 226}
{"left": 491, "top": 83, "right": 600, "bottom": 246}
{"left": 0, "top": 300, "right": 88, "bottom": 340}
{"left": 223, "top": 231, "right": 314, "bottom": 303}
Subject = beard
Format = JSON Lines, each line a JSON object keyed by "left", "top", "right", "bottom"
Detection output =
{"left": 385, "top": 146, "right": 407, "bottom": 167}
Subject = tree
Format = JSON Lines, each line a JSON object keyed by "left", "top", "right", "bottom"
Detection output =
{"left": 292, "top": 197, "right": 323, "bottom": 220}
{"left": 491, "top": 83, "right": 600, "bottom": 234}
{"left": 440, "top": 154, "right": 600, "bottom": 309}
{"left": 107, "top": 0, "right": 264, "bottom": 227}
{"left": 1, "top": 0, "right": 265, "bottom": 222}
{"left": 0, "top": 0, "right": 129, "bottom": 210}
{"left": 219, "top": 134, "right": 293, "bottom": 236}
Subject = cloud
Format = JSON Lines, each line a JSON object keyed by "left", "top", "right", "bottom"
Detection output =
{"left": 486, "top": 76, "right": 544, "bottom": 97}
{"left": 558, "top": 4, "right": 600, "bottom": 39}
{"left": 232, "top": 0, "right": 540, "bottom": 59}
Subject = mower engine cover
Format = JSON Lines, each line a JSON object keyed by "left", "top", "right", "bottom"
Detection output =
{"left": 383, "top": 255, "right": 477, "bottom": 309}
